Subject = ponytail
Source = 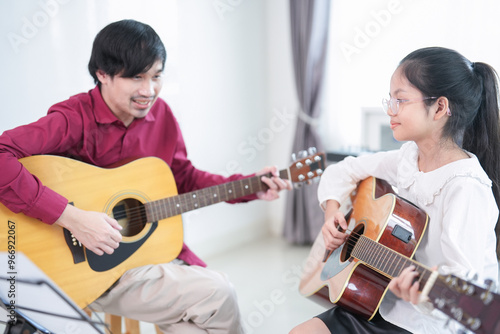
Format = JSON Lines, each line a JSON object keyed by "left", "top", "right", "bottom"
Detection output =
{"left": 463, "top": 62, "right": 500, "bottom": 258}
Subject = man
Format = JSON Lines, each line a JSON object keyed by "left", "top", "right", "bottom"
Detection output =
{"left": 0, "top": 19, "right": 290, "bottom": 333}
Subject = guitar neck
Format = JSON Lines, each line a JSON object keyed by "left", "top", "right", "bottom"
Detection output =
{"left": 144, "top": 169, "right": 289, "bottom": 222}
{"left": 353, "top": 235, "right": 500, "bottom": 333}
{"left": 351, "top": 235, "right": 434, "bottom": 290}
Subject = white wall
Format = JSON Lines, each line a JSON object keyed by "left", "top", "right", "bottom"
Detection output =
{"left": 173, "top": 0, "right": 290, "bottom": 256}
{"left": 0, "top": 0, "right": 297, "bottom": 259}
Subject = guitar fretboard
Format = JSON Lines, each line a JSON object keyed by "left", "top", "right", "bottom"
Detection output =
{"left": 352, "top": 235, "right": 500, "bottom": 333}
{"left": 351, "top": 235, "right": 433, "bottom": 290}
{"left": 145, "top": 170, "right": 289, "bottom": 222}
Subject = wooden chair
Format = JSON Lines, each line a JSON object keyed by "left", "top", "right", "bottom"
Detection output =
{"left": 84, "top": 308, "right": 162, "bottom": 334}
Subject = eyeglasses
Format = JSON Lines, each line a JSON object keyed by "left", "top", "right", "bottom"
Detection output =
{"left": 381, "top": 96, "right": 437, "bottom": 115}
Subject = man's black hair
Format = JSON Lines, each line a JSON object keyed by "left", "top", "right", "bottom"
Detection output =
{"left": 88, "top": 19, "right": 166, "bottom": 85}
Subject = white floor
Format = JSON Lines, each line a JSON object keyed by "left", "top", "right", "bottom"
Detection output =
{"left": 5, "top": 236, "right": 498, "bottom": 333}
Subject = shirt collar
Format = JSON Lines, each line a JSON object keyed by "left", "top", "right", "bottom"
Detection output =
{"left": 90, "top": 86, "right": 156, "bottom": 126}
{"left": 398, "top": 142, "right": 492, "bottom": 206}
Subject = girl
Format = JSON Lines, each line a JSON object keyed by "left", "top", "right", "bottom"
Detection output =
{"left": 290, "top": 47, "right": 500, "bottom": 333}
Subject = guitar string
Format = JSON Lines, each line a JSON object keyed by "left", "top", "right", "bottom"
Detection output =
{"left": 89, "top": 160, "right": 327, "bottom": 227}
{"left": 101, "top": 204, "right": 432, "bottom": 284}
{"left": 110, "top": 205, "right": 426, "bottom": 282}
{"left": 101, "top": 177, "right": 268, "bottom": 229}
{"left": 104, "top": 192, "right": 430, "bottom": 285}
{"left": 105, "top": 163, "right": 320, "bottom": 227}
{"left": 328, "top": 230, "right": 430, "bottom": 283}
{"left": 87, "top": 165, "right": 322, "bottom": 228}
{"left": 108, "top": 184, "right": 260, "bottom": 225}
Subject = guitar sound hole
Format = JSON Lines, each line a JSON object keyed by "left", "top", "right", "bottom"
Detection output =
{"left": 112, "top": 199, "right": 147, "bottom": 237}
{"left": 340, "top": 224, "right": 365, "bottom": 262}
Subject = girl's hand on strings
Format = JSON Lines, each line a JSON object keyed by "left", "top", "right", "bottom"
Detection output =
{"left": 322, "top": 200, "right": 349, "bottom": 252}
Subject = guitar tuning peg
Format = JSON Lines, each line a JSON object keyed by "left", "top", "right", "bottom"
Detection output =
{"left": 299, "top": 150, "right": 308, "bottom": 158}
{"left": 291, "top": 153, "right": 297, "bottom": 162}
{"left": 480, "top": 278, "right": 495, "bottom": 305}
{"left": 294, "top": 182, "right": 303, "bottom": 189}
{"left": 466, "top": 317, "right": 482, "bottom": 332}
{"left": 450, "top": 306, "right": 464, "bottom": 321}
{"left": 484, "top": 278, "right": 496, "bottom": 292}
{"left": 464, "top": 270, "right": 478, "bottom": 282}
{"left": 308, "top": 147, "right": 317, "bottom": 155}
{"left": 445, "top": 275, "right": 458, "bottom": 288}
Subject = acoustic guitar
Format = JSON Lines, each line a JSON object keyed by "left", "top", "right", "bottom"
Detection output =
{"left": 0, "top": 151, "right": 326, "bottom": 309}
{"left": 299, "top": 177, "right": 500, "bottom": 334}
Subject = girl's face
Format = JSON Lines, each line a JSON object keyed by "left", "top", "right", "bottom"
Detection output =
{"left": 388, "top": 66, "right": 436, "bottom": 144}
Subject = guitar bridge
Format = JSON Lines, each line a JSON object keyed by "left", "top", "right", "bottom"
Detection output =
{"left": 63, "top": 228, "right": 86, "bottom": 264}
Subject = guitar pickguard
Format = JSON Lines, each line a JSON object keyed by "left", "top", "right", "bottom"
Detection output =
{"left": 86, "top": 222, "right": 158, "bottom": 272}
{"left": 321, "top": 246, "right": 351, "bottom": 280}
{"left": 321, "top": 211, "right": 359, "bottom": 280}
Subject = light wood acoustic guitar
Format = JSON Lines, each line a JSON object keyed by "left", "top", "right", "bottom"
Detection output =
{"left": 0, "top": 151, "right": 326, "bottom": 309}
{"left": 299, "top": 177, "right": 500, "bottom": 334}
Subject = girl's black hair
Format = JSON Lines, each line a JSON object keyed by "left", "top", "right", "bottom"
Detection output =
{"left": 88, "top": 19, "right": 166, "bottom": 84}
{"left": 400, "top": 47, "right": 500, "bottom": 257}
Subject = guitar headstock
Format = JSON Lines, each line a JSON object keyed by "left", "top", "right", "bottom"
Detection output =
{"left": 287, "top": 147, "right": 326, "bottom": 186}
{"left": 428, "top": 273, "right": 500, "bottom": 333}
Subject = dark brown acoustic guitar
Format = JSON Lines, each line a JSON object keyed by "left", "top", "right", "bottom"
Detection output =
{"left": 299, "top": 177, "right": 500, "bottom": 334}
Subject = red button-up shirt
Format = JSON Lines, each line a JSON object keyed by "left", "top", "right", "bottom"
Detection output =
{"left": 0, "top": 86, "right": 256, "bottom": 266}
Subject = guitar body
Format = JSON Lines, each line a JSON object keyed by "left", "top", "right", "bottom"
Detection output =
{"left": 0, "top": 155, "right": 183, "bottom": 308}
{"left": 299, "top": 177, "right": 429, "bottom": 319}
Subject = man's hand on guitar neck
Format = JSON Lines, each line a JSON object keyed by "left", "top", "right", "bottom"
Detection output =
{"left": 255, "top": 166, "right": 292, "bottom": 201}
{"left": 55, "top": 204, "right": 123, "bottom": 256}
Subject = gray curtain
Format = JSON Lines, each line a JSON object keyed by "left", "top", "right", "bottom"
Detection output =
{"left": 283, "top": 0, "right": 331, "bottom": 244}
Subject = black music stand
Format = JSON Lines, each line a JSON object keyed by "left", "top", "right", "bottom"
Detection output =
{"left": 0, "top": 252, "right": 105, "bottom": 334}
